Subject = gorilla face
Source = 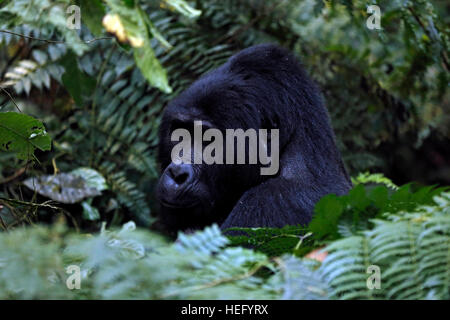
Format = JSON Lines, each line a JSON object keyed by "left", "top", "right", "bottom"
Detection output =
{"left": 156, "top": 83, "right": 267, "bottom": 231}
{"left": 157, "top": 160, "right": 220, "bottom": 230}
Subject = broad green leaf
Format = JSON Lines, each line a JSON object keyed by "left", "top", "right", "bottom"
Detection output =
{"left": 71, "top": 167, "right": 108, "bottom": 192}
{"left": 163, "top": 0, "right": 201, "bottom": 19}
{"left": 133, "top": 43, "right": 172, "bottom": 93}
{"left": 79, "top": 0, "right": 105, "bottom": 36}
{"left": 0, "top": 112, "right": 51, "bottom": 160}
{"left": 140, "top": 7, "right": 172, "bottom": 49}
{"left": 347, "top": 184, "right": 371, "bottom": 211}
{"left": 309, "top": 194, "right": 344, "bottom": 239}
{"left": 103, "top": 0, "right": 172, "bottom": 93}
{"left": 61, "top": 53, "right": 96, "bottom": 105}
{"left": 368, "top": 185, "right": 389, "bottom": 212}
{"left": 103, "top": 0, "right": 149, "bottom": 48}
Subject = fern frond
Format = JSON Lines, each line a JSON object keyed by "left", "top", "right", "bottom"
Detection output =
{"left": 100, "top": 162, "right": 153, "bottom": 226}
{"left": 175, "top": 224, "right": 229, "bottom": 256}
{"left": 321, "top": 192, "right": 450, "bottom": 300}
{"left": 1, "top": 51, "right": 64, "bottom": 95}
{"left": 281, "top": 256, "right": 329, "bottom": 300}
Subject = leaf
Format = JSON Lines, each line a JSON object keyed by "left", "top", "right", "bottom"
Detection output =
{"left": 163, "top": 0, "right": 202, "bottom": 19}
{"left": 0, "top": 112, "right": 51, "bottom": 160}
{"left": 103, "top": 0, "right": 148, "bottom": 47}
{"left": 281, "top": 256, "right": 329, "bottom": 300}
{"left": 352, "top": 172, "right": 398, "bottom": 190}
{"left": 103, "top": 0, "right": 172, "bottom": 93}
{"left": 79, "top": 0, "right": 105, "bottom": 36}
{"left": 227, "top": 225, "right": 311, "bottom": 257}
{"left": 102, "top": 12, "right": 144, "bottom": 47}
{"left": 140, "top": 7, "right": 172, "bottom": 49}
{"left": 309, "top": 194, "right": 344, "bottom": 239}
{"left": 133, "top": 43, "right": 172, "bottom": 94}
{"left": 347, "top": 184, "right": 371, "bottom": 211}
{"left": 368, "top": 185, "right": 389, "bottom": 212}
{"left": 23, "top": 173, "right": 102, "bottom": 204}
{"left": 0, "top": 0, "right": 88, "bottom": 55}
{"left": 71, "top": 167, "right": 108, "bottom": 192}
{"left": 60, "top": 53, "right": 96, "bottom": 105}
{"left": 82, "top": 200, "right": 101, "bottom": 221}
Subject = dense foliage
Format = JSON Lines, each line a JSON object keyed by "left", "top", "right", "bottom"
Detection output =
{"left": 0, "top": 0, "right": 449, "bottom": 299}
{"left": 0, "top": 188, "right": 449, "bottom": 299}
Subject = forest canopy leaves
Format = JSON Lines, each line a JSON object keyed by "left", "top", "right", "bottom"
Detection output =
{"left": 0, "top": 0, "right": 89, "bottom": 55}
{"left": 0, "top": 192, "right": 449, "bottom": 300}
{"left": 309, "top": 183, "right": 450, "bottom": 241}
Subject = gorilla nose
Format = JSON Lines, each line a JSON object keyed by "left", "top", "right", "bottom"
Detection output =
{"left": 166, "top": 163, "right": 194, "bottom": 188}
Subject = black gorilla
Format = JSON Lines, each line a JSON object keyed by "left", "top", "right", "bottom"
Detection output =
{"left": 157, "top": 44, "right": 351, "bottom": 232}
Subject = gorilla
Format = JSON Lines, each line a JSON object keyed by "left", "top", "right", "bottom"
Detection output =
{"left": 157, "top": 44, "right": 351, "bottom": 233}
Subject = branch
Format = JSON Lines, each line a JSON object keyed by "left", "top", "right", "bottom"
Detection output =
{"left": 0, "top": 29, "right": 113, "bottom": 44}
{"left": 0, "top": 167, "right": 26, "bottom": 185}
{"left": 0, "top": 87, "right": 22, "bottom": 112}
{"left": 0, "top": 197, "right": 61, "bottom": 210}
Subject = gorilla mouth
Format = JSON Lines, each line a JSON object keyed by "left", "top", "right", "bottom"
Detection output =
{"left": 160, "top": 199, "right": 200, "bottom": 209}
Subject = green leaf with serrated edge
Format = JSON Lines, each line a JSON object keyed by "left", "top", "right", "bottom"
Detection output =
{"left": 308, "top": 194, "right": 344, "bottom": 240}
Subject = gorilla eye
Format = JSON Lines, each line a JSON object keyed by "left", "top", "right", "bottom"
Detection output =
{"left": 171, "top": 119, "right": 214, "bottom": 132}
{"left": 171, "top": 119, "right": 191, "bottom": 132}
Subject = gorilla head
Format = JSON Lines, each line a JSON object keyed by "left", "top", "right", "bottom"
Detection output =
{"left": 157, "top": 44, "right": 351, "bottom": 233}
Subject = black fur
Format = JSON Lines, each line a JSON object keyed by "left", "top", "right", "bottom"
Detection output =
{"left": 157, "top": 44, "right": 351, "bottom": 233}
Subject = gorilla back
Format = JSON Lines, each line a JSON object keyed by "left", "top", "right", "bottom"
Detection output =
{"left": 157, "top": 44, "right": 351, "bottom": 233}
